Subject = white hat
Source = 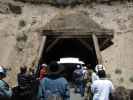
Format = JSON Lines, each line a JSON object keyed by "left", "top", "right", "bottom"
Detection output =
{"left": 0, "top": 66, "right": 4, "bottom": 73}
{"left": 76, "top": 65, "right": 81, "bottom": 68}
{"left": 41, "top": 64, "right": 47, "bottom": 67}
{"left": 95, "top": 64, "right": 105, "bottom": 72}
{"left": 83, "top": 66, "right": 87, "bottom": 70}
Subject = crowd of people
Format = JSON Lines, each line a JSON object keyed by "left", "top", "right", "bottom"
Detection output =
{"left": 0, "top": 62, "right": 133, "bottom": 100}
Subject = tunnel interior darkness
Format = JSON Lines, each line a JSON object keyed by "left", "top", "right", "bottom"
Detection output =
{"left": 38, "top": 37, "right": 98, "bottom": 81}
{"left": 39, "top": 37, "right": 98, "bottom": 68}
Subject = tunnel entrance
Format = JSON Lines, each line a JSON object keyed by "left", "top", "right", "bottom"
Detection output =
{"left": 39, "top": 36, "right": 98, "bottom": 68}
{"left": 38, "top": 36, "right": 98, "bottom": 81}
{"left": 35, "top": 11, "right": 114, "bottom": 82}
{"left": 36, "top": 33, "right": 113, "bottom": 81}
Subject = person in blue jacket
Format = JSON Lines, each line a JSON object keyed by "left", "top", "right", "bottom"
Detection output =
{"left": 38, "top": 61, "right": 70, "bottom": 100}
{"left": 0, "top": 66, "right": 12, "bottom": 100}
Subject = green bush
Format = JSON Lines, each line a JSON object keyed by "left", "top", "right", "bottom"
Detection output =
{"left": 119, "top": 77, "right": 124, "bottom": 83}
{"left": 115, "top": 68, "right": 122, "bottom": 74}
{"left": 19, "top": 20, "right": 26, "bottom": 27}
{"left": 129, "top": 76, "right": 133, "bottom": 83}
{"left": 16, "top": 33, "right": 27, "bottom": 42}
{"left": 16, "top": 33, "right": 27, "bottom": 52}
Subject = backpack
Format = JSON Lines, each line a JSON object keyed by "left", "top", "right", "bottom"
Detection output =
{"left": 73, "top": 69, "right": 83, "bottom": 81}
{"left": 41, "top": 79, "right": 63, "bottom": 100}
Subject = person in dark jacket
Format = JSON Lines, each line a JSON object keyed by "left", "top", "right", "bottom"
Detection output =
{"left": 38, "top": 61, "right": 70, "bottom": 100}
{"left": 73, "top": 65, "right": 84, "bottom": 97}
{"left": 16, "top": 66, "right": 35, "bottom": 100}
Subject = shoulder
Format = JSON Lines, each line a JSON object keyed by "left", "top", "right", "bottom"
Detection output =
{"left": 41, "top": 77, "right": 49, "bottom": 82}
{"left": 58, "top": 77, "right": 67, "bottom": 82}
{"left": 0, "top": 80, "right": 5, "bottom": 85}
{"left": 102, "top": 79, "right": 114, "bottom": 87}
{"left": 104, "top": 79, "right": 113, "bottom": 83}
{"left": 92, "top": 79, "right": 101, "bottom": 83}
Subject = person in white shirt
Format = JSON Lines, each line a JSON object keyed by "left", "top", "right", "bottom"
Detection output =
{"left": 91, "top": 70, "right": 114, "bottom": 100}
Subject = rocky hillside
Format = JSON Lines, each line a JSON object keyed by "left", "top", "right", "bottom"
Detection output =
{"left": 0, "top": 0, "right": 133, "bottom": 89}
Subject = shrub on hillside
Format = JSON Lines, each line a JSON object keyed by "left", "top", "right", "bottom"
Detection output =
{"left": 129, "top": 76, "right": 133, "bottom": 83}
{"left": 110, "top": 86, "right": 130, "bottom": 100}
{"left": 19, "top": 20, "right": 26, "bottom": 28}
{"left": 115, "top": 68, "right": 122, "bottom": 74}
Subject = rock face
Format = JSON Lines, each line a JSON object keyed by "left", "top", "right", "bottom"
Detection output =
{"left": 0, "top": 1, "right": 10, "bottom": 14}
{"left": 14, "top": 0, "right": 90, "bottom": 6}
{"left": 13, "top": 0, "right": 130, "bottom": 6}
{"left": 0, "top": 0, "right": 133, "bottom": 89}
{"left": 0, "top": 1, "right": 22, "bottom": 14}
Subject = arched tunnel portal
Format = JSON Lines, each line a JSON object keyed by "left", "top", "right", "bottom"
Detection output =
{"left": 37, "top": 33, "right": 113, "bottom": 81}
{"left": 39, "top": 36, "right": 98, "bottom": 68}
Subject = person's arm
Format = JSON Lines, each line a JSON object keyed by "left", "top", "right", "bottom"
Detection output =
{"left": 109, "top": 82, "right": 115, "bottom": 99}
{"left": 110, "top": 82, "right": 115, "bottom": 93}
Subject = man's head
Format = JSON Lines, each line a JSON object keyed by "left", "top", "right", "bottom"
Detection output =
{"left": 97, "top": 70, "right": 106, "bottom": 78}
{"left": 48, "top": 61, "right": 60, "bottom": 74}
{"left": 83, "top": 66, "right": 87, "bottom": 70}
{"left": 95, "top": 64, "right": 106, "bottom": 73}
{"left": 20, "top": 66, "right": 27, "bottom": 74}
{"left": 76, "top": 65, "right": 81, "bottom": 69}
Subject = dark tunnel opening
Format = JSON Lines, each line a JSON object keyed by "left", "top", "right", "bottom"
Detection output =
{"left": 40, "top": 37, "right": 98, "bottom": 68}
{"left": 38, "top": 37, "right": 98, "bottom": 81}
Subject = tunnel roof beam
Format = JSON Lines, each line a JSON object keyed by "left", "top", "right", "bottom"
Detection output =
{"left": 46, "top": 37, "right": 61, "bottom": 53}
{"left": 78, "top": 38, "right": 93, "bottom": 51}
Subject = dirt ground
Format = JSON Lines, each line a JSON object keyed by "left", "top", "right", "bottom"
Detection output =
{"left": 0, "top": 0, "right": 133, "bottom": 89}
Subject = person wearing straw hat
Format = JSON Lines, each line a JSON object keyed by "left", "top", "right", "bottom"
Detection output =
{"left": 38, "top": 61, "right": 70, "bottom": 100}
{"left": 0, "top": 66, "right": 12, "bottom": 100}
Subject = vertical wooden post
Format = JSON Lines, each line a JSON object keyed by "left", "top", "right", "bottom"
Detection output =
{"left": 35, "top": 36, "right": 47, "bottom": 68}
{"left": 92, "top": 33, "right": 102, "bottom": 64}
{"left": 38, "top": 36, "right": 47, "bottom": 60}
